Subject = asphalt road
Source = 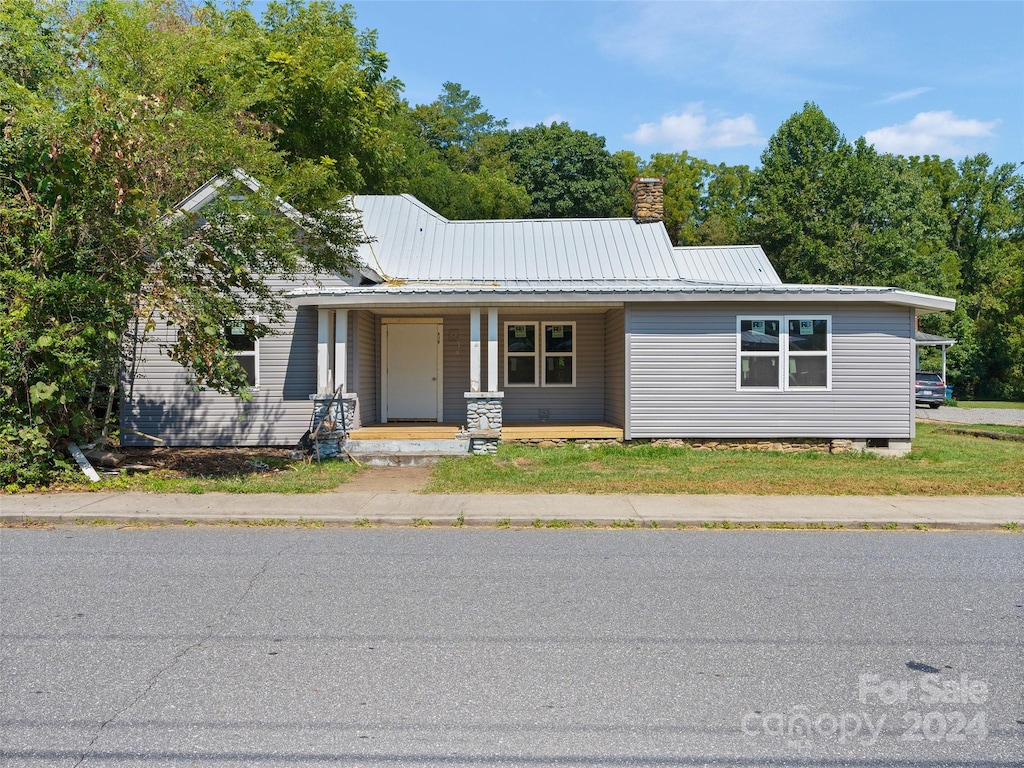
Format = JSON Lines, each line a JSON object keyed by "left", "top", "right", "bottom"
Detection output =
{"left": 1, "top": 529, "right": 1021, "bottom": 767}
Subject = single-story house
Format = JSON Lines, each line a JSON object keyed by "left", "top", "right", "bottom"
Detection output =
{"left": 121, "top": 176, "right": 955, "bottom": 455}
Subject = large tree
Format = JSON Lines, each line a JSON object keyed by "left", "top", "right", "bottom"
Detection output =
{"left": 389, "top": 83, "right": 529, "bottom": 219}
{"left": 912, "top": 155, "right": 1024, "bottom": 398}
{"left": 504, "top": 122, "right": 629, "bottom": 218}
{"left": 750, "top": 103, "right": 953, "bottom": 294}
{"left": 637, "top": 153, "right": 752, "bottom": 246}
{"left": 205, "top": 0, "right": 404, "bottom": 194}
{"left": 0, "top": 0, "right": 388, "bottom": 484}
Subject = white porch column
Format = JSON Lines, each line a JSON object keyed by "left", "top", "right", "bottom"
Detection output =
{"left": 487, "top": 307, "right": 499, "bottom": 392}
{"left": 469, "top": 307, "right": 482, "bottom": 393}
{"left": 317, "top": 309, "right": 332, "bottom": 394}
{"left": 334, "top": 309, "right": 348, "bottom": 393}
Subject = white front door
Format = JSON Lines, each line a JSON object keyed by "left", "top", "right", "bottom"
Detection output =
{"left": 383, "top": 322, "right": 443, "bottom": 421}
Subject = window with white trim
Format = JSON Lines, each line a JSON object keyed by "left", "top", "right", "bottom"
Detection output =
{"left": 226, "top": 320, "right": 259, "bottom": 389}
{"left": 737, "top": 315, "right": 830, "bottom": 390}
{"left": 504, "top": 321, "right": 576, "bottom": 387}
{"left": 505, "top": 322, "right": 538, "bottom": 386}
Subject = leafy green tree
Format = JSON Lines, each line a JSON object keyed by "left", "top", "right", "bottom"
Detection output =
{"left": 389, "top": 84, "right": 529, "bottom": 219}
{"left": 0, "top": 0, "right": 370, "bottom": 484}
{"left": 697, "top": 163, "right": 754, "bottom": 245}
{"left": 410, "top": 81, "right": 506, "bottom": 173}
{"left": 750, "top": 103, "right": 952, "bottom": 294}
{"left": 913, "top": 155, "right": 1024, "bottom": 398}
{"left": 635, "top": 153, "right": 752, "bottom": 245}
{"left": 207, "top": 0, "right": 405, "bottom": 194}
{"left": 638, "top": 153, "right": 707, "bottom": 243}
{"left": 505, "top": 122, "right": 627, "bottom": 218}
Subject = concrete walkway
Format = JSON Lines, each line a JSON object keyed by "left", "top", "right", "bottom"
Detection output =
{"left": 2, "top": 491, "right": 1021, "bottom": 530}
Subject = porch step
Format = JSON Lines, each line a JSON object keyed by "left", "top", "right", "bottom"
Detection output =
{"left": 343, "top": 438, "right": 471, "bottom": 467}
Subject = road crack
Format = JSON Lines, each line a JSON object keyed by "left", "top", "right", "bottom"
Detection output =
{"left": 71, "top": 533, "right": 303, "bottom": 766}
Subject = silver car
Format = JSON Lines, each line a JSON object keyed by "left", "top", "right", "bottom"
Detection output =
{"left": 915, "top": 371, "right": 945, "bottom": 408}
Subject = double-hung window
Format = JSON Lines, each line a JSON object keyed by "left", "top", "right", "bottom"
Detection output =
{"left": 737, "top": 315, "right": 830, "bottom": 390}
{"left": 506, "top": 323, "right": 538, "bottom": 386}
{"left": 226, "top": 320, "right": 259, "bottom": 389}
{"left": 505, "top": 321, "right": 576, "bottom": 387}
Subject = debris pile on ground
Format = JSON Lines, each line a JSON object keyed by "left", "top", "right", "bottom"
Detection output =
{"left": 116, "top": 447, "right": 296, "bottom": 478}
{"left": 84, "top": 447, "right": 127, "bottom": 468}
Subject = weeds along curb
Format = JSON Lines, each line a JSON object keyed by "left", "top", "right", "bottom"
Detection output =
{"left": 1, "top": 514, "right": 1020, "bottom": 532}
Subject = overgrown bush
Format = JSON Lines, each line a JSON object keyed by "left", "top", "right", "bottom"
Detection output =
{"left": 0, "top": 423, "right": 73, "bottom": 488}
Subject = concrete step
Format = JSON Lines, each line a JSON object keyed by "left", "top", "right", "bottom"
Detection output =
{"left": 342, "top": 438, "right": 471, "bottom": 467}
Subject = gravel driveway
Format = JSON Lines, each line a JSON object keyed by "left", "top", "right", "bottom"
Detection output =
{"left": 916, "top": 405, "right": 1024, "bottom": 426}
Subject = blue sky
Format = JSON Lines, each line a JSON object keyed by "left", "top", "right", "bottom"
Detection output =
{"left": 263, "top": 1, "right": 1024, "bottom": 169}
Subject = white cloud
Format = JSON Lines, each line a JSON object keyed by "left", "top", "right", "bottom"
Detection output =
{"left": 593, "top": 2, "right": 858, "bottom": 91}
{"left": 864, "top": 111, "right": 999, "bottom": 156}
{"left": 626, "top": 105, "right": 764, "bottom": 150}
{"left": 874, "top": 87, "right": 933, "bottom": 105}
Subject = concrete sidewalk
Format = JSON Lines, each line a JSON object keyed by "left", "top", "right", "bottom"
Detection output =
{"left": 2, "top": 491, "right": 1021, "bottom": 530}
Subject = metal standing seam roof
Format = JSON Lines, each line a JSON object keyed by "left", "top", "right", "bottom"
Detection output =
{"left": 315, "top": 195, "right": 955, "bottom": 312}
{"left": 671, "top": 245, "right": 782, "bottom": 285}
{"left": 351, "top": 195, "right": 680, "bottom": 282}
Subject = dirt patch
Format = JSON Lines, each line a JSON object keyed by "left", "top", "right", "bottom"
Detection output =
{"left": 336, "top": 466, "right": 430, "bottom": 493}
{"left": 120, "top": 446, "right": 299, "bottom": 477}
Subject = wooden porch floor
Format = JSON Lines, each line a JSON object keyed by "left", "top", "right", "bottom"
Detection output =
{"left": 347, "top": 422, "right": 624, "bottom": 440}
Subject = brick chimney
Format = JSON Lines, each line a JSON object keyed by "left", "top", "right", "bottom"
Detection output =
{"left": 631, "top": 176, "right": 665, "bottom": 223}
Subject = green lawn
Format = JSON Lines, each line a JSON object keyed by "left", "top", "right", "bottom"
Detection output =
{"left": 424, "top": 422, "right": 1024, "bottom": 496}
{"left": 81, "top": 454, "right": 359, "bottom": 494}
{"left": 36, "top": 421, "right": 1023, "bottom": 496}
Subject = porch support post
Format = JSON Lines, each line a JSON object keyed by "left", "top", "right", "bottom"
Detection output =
{"left": 317, "top": 308, "right": 332, "bottom": 394}
{"left": 334, "top": 309, "right": 348, "bottom": 393}
{"left": 469, "top": 306, "right": 482, "bottom": 393}
{"left": 487, "top": 307, "right": 498, "bottom": 393}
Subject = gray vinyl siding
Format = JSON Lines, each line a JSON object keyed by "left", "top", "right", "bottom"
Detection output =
{"left": 498, "top": 311, "right": 605, "bottom": 423}
{"left": 352, "top": 310, "right": 377, "bottom": 428}
{"left": 627, "top": 303, "right": 915, "bottom": 439}
{"left": 121, "top": 274, "right": 350, "bottom": 447}
{"left": 442, "top": 314, "right": 471, "bottom": 423}
{"left": 604, "top": 309, "right": 625, "bottom": 426}
{"left": 121, "top": 305, "right": 319, "bottom": 446}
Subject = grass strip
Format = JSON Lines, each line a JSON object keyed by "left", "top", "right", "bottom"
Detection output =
{"left": 424, "top": 423, "right": 1024, "bottom": 496}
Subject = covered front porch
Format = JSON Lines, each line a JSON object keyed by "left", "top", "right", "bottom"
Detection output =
{"left": 309, "top": 303, "right": 626, "bottom": 453}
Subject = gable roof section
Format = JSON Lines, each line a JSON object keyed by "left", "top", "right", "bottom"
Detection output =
{"left": 351, "top": 194, "right": 679, "bottom": 282}
{"left": 172, "top": 168, "right": 305, "bottom": 224}
{"left": 672, "top": 245, "right": 782, "bottom": 285}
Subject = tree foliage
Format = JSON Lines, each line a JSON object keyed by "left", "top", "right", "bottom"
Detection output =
{"left": 750, "top": 103, "right": 954, "bottom": 294}
{"left": 912, "top": 155, "right": 1024, "bottom": 398}
{"left": 0, "top": 0, "right": 379, "bottom": 484}
{"left": 388, "top": 83, "right": 529, "bottom": 219}
{"left": 637, "top": 153, "right": 753, "bottom": 245}
{"left": 504, "top": 122, "right": 629, "bottom": 218}
{"left": 208, "top": 0, "right": 404, "bottom": 194}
